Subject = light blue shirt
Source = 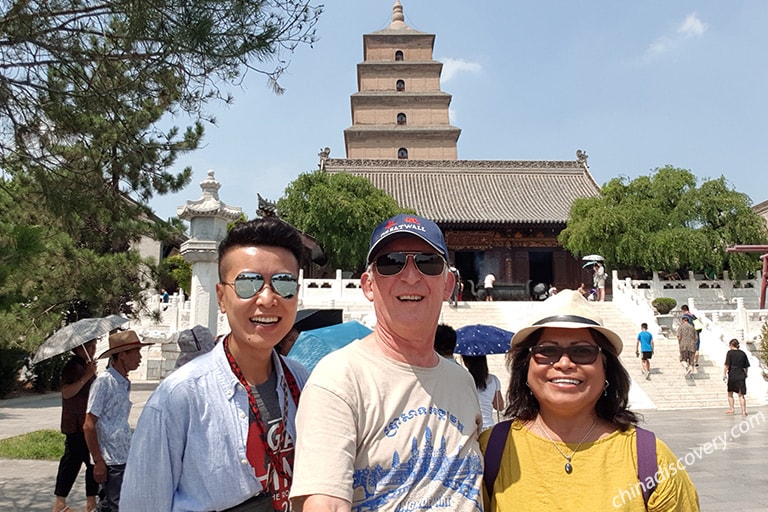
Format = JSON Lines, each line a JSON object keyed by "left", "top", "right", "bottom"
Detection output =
{"left": 87, "top": 365, "right": 132, "bottom": 465}
{"left": 120, "top": 342, "right": 308, "bottom": 512}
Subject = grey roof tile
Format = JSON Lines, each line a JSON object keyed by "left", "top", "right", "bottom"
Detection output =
{"left": 324, "top": 159, "right": 600, "bottom": 225}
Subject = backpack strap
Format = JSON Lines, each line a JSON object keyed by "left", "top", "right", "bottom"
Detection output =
{"left": 483, "top": 420, "right": 512, "bottom": 499}
{"left": 635, "top": 426, "right": 658, "bottom": 508}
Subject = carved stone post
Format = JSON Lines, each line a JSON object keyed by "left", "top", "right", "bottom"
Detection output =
{"left": 177, "top": 170, "right": 243, "bottom": 336}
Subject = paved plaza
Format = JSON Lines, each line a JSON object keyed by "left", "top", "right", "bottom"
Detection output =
{"left": 1, "top": 381, "right": 766, "bottom": 511}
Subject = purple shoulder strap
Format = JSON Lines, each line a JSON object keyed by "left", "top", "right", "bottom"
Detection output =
{"left": 636, "top": 426, "right": 658, "bottom": 508}
{"left": 483, "top": 419, "right": 512, "bottom": 498}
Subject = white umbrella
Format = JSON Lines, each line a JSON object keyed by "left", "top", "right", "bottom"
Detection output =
{"left": 582, "top": 254, "right": 604, "bottom": 262}
{"left": 32, "top": 315, "right": 129, "bottom": 364}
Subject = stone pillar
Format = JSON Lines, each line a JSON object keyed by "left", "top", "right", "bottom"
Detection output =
{"left": 177, "top": 170, "right": 243, "bottom": 337}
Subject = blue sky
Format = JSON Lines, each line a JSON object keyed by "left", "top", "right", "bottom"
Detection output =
{"left": 150, "top": 1, "right": 768, "bottom": 221}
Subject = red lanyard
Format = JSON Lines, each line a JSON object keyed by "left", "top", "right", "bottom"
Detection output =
{"left": 223, "top": 336, "right": 301, "bottom": 508}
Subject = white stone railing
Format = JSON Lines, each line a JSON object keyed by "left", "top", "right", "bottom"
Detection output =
{"left": 613, "top": 270, "right": 762, "bottom": 308}
{"left": 614, "top": 273, "right": 767, "bottom": 403}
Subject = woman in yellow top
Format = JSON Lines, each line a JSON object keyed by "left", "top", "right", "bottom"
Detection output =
{"left": 480, "top": 290, "right": 699, "bottom": 511}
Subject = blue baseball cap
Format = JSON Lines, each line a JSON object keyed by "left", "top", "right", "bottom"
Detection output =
{"left": 366, "top": 214, "right": 450, "bottom": 264}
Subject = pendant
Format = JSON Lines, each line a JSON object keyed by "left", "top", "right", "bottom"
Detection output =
{"left": 565, "top": 462, "right": 573, "bottom": 474}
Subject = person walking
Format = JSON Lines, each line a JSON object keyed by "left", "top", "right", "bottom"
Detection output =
{"left": 84, "top": 330, "right": 152, "bottom": 512}
{"left": 681, "top": 305, "right": 702, "bottom": 367}
{"left": 51, "top": 339, "right": 99, "bottom": 512}
{"left": 677, "top": 317, "right": 697, "bottom": 378}
{"left": 593, "top": 261, "right": 606, "bottom": 301}
{"left": 723, "top": 339, "right": 750, "bottom": 416}
{"left": 290, "top": 214, "right": 484, "bottom": 512}
{"left": 635, "top": 323, "right": 654, "bottom": 380}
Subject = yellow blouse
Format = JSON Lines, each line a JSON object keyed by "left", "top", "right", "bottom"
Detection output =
{"left": 479, "top": 419, "right": 700, "bottom": 511}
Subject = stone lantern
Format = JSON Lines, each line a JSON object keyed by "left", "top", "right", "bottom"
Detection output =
{"left": 177, "top": 170, "right": 243, "bottom": 335}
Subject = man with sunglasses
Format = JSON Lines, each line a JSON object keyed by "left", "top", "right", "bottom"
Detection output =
{"left": 291, "top": 214, "right": 484, "bottom": 512}
{"left": 122, "top": 218, "right": 309, "bottom": 512}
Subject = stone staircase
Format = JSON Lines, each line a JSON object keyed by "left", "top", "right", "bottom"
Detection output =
{"left": 438, "top": 300, "right": 734, "bottom": 411}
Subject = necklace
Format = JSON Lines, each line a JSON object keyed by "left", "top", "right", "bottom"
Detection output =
{"left": 536, "top": 416, "right": 598, "bottom": 474}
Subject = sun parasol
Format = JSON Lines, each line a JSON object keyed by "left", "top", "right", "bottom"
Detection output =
{"left": 582, "top": 254, "right": 604, "bottom": 262}
{"left": 287, "top": 320, "right": 372, "bottom": 373}
{"left": 454, "top": 324, "right": 514, "bottom": 356}
{"left": 32, "top": 315, "right": 129, "bottom": 364}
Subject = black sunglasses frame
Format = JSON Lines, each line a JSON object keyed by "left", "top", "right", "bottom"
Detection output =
{"left": 529, "top": 345, "right": 602, "bottom": 365}
{"left": 373, "top": 251, "right": 446, "bottom": 277}
{"left": 222, "top": 272, "right": 299, "bottom": 300}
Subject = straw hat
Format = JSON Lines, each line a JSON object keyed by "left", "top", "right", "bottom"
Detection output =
{"left": 98, "top": 330, "right": 154, "bottom": 359}
{"left": 510, "top": 290, "right": 624, "bottom": 354}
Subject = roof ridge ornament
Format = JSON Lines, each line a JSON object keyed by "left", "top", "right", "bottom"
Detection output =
{"left": 576, "top": 149, "right": 589, "bottom": 169}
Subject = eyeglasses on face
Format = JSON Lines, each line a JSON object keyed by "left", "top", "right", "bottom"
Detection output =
{"left": 374, "top": 251, "right": 446, "bottom": 277}
{"left": 529, "top": 344, "right": 602, "bottom": 365}
{"left": 222, "top": 272, "right": 298, "bottom": 300}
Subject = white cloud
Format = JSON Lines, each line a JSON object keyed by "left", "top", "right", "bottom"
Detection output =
{"left": 678, "top": 13, "right": 707, "bottom": 38}
{"left": 646, "top": 12, "right": 707, "bottom": 57}
{"left": 439, "top": 57, "right": 482, "bottom": 83}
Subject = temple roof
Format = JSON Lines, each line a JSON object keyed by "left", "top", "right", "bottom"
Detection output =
{"left": 323, "top": 157, "right": 601, "bottom": 227}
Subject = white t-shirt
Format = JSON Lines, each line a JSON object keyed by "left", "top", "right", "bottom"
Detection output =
{"left": 483, "top": 274, "right": 495, "bottom": 288}
{"left": 291, "top": 339, "right": 484, "bottom": 512}
{"left": 477, "top": 374, "right": 501, "bottom": 431}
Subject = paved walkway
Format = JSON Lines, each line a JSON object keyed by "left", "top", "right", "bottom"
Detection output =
{"left": 1, "top": 382, "right": 767, "bottom": 511}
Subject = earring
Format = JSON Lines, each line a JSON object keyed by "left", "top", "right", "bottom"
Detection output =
{"left": 603, "top": 379, "right": 609, "bottom": 397}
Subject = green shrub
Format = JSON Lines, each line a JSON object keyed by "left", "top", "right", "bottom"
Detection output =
{"left": 652, "top": 297, "right": 677, "bottom": 315}
{"left": 30, "top": 353, "right": 68, "bottom": 392}
{"left": 759, "top": 322, "right": 768, "bottom": 370}
{"left": 0, "top": 346, "right": 27, "bottom": 398}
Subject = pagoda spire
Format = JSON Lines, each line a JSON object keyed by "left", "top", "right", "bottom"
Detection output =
{"left": 390, "top": 0, "right": 406, "bottom": 29}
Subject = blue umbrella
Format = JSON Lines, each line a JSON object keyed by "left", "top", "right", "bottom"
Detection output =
{"left": 454, "top": 324, "right": 514, "bottom": 356}
{"left": 287, "top": 320, "right": 372, "bottom": 373}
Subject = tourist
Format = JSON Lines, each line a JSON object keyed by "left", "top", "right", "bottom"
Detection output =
{"left": 723, "top": 338, "right": 750, "bottom": 416}
{"left": 51, "top": 339, "right": 99, "bottom": 512}
{"left": 461, "top": 354, "right": 504, "bottom": 431}
{"left": 290, "top": 214, "right": 483, "bottom": 511}
{"left": 84, "top": 330, "right": 153, "bottom": 512}
{"left": 121, "top": 218, "right": 309, "bottom": 511}
{"left": 677, "top": 317, "right": 697, "bottom": 378}
{"left": 481, "top": 290, "right": 699, "bottom": 510}
{"left": 635, "top": 323, "right": 654, "bottom": 380}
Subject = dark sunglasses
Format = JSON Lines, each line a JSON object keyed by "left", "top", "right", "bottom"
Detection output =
{"left": 222, "top": 272, "right": 299, "bottom": 300}
{"left": 374, "top": 251, "right": 446, "bottom": 277}
{"left": 529, "top": 345, "right": 602, "bottom": 365}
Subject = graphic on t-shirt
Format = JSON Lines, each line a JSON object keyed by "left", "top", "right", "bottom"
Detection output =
{"left": 352, "top": 427, "right": 482, "bottom": 511}
{"left": 247, "top": 415, "right": 293, "bottom": 509}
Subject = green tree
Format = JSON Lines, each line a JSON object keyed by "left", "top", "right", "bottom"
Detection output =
{"left": 157, "top": 254, "right": 193, "bottom": 295}
{"left": 278, "top": 171, "right": 411, "bottom": 274}
{"left": 0, "top": 0, "right": 322, "bottom": 358}
{"left": 559, "top": 166, "right": 768, "bottom": 278}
